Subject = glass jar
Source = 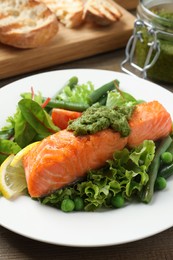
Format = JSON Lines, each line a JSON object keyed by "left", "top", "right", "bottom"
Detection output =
{"left": 121, "top": 0, "right": 173, "bottom": 84}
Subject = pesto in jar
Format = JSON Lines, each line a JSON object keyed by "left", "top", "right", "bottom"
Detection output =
{"left": 136, "top": 4, "right": 173, "bottom": 84}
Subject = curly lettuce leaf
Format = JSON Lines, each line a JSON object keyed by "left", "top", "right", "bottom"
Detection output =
{"left": 129, "top": 140, "right": 156, "bottom": 170}
{"left": 56, "top": 81, "right": 94, "bottom": 104}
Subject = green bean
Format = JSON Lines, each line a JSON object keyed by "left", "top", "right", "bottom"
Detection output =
{"left": 166, "top": 141, "right": 173, "bottom": 154}
{"left": 44, "top": 99, "right": 89, "bottom": 112}
{"left": 53, "top": 77, "right": 78, "bottom": 98}
{"left": 87, "top": 80, "right": 119, "bottom": 105}
{"left": 140, "top": 135, "right": 172, "bottom": 203}
{"left": 158, "top": 140, "right": 173, "bottom": 179}
{"left": 98, "top": 95, "right": 107, "bottom": 106}
{"left": 158, "top": 163, "right": 173, "bottom": 179}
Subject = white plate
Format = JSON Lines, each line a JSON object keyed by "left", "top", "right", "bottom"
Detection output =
{"left": 0, "top": 69, "right": 173, "bottom": 247}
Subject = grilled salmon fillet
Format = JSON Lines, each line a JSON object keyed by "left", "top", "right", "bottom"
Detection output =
{"left": 23, "top": 129, "right": 127, "bottom": 197}
{"left": 23, "top": 100, "right": 172, "bottom": 198}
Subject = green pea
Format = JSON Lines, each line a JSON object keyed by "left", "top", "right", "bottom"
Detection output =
{"left": 74, "top": 197, "right": 84, "bottom": 211}
{"left": 111, "top": 194, "right": 125, "bottom": 208}
{"left": 155, "top": 177, "right": 167, "bottom": 191}
{"left": 61, "top": 198, "right": 75, "bottom": 212}
{"left": 161, "top": 152, "right": 173, "bottom": 164}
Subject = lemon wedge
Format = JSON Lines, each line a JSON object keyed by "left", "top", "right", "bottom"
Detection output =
{"left": 10, "top": 141, "right": 40, "bottom": 168}
{"left": 0, "top": 154, "right": 26, "bottom": 199}
{"left": 0, "top": 141, "right": 40, "bottom": 199}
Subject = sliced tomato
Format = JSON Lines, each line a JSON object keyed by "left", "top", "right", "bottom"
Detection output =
{"left": 52, "top": 108, "right": 82, "bottom": 130}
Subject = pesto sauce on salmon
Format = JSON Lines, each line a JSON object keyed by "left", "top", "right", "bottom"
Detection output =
{"left": 67, "top": 103, "right": 135, "bottom": 137}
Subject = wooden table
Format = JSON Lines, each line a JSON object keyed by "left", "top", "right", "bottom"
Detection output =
{"left": 0, "top": 48, "right": 173, "bottom": 260}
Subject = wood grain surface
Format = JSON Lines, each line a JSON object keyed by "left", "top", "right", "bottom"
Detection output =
{"left": 1, "top": 225, "right": 173, "bottom": 260}
{"left": 0, "top": 6, "right": 135, "bottom": 80}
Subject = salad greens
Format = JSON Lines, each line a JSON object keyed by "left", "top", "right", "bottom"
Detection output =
{"left": 106, "top": 89, "right": 143, "bottom": 108}
{"left": 55, "top": 77, "right": 94, "bottom": 104}
{"left": 0, "top": 79, "right": 93, "bottom": 160}
{"left": 0, "top": 139, "right": 21, "bottom": 165}
{"left": 18, "top": 99, "right": 59, "bottom": 138}
{"left": 1, "top": 76, "right": 173, "bottom": 212}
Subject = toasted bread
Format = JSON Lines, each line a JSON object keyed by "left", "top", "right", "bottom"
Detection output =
{"left": 83, "top": 0, "right": 123, "bottom": 26}
{"left": 39, "top": 0, "right": 84, "bottom": 28}
{"left": 0, "top": 0, "right": 59, "bottom": 48}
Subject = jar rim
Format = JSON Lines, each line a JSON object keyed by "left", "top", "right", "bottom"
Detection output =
{"left": 139, "top": 0, "right": 173, "bottom": 29}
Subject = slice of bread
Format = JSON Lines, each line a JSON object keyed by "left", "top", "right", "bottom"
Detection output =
{"left": 0, "top": 0, "right": 59, "bottom": 48}
{"left": 39, "top": 0, "right": 84, "bottom": 28}
{"left": 83, "top": 0, "right": 123, "bottom": 26}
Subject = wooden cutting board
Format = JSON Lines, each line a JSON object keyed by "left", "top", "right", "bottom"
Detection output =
{"left": 0, "top": 5, "right": 135, "bottom": 80}
{"left": 116, "top": 0, "right": 138, "bottom": 10}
